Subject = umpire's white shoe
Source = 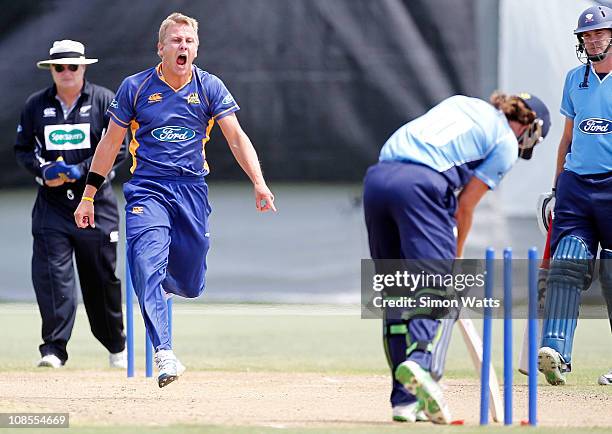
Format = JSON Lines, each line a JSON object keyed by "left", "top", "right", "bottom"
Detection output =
{"left": 392, "top": 402, "right": 428, "bottom": 423}
{"left": 598, "top": 369, "right": 612, "bottom": 385}
{"left": 37, "top": 354, "right": 62, "bottom": 368}
{"left": 155, "top": 350, "right": 178, "bottom": 388}
{"left": 109, "top": 349, "right": 127, "bottom": 369}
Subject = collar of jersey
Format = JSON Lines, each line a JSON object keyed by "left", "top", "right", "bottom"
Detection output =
{"left": 155, "top": 63, "right": 193, "bottom": 92}
{"left": 589, "top": 62, "right": 611, "bottom": 84}
{"left": 49, "top": 79, "right": 91, "bottom": 99}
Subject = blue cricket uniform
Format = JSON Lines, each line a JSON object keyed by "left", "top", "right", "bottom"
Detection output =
{"left": 540, "top": 65, "right": 612, "bottom": 367}
{"left": 367, "top": 95, "right": 517, "bottom": 260}
{"left": 364, "top": 95, "right": 519, "bottom": 408}
{"left": 108, "top": 64, "right": 239, "bottom": 351}
{"left": 378, "top": 95, "right": 518, "bottom": 192}
{"left": 551, "top": 65, "right": 612, "bottom": 255}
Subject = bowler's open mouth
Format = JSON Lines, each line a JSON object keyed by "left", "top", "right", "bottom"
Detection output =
{"left": 177, "top": 54, "right": 187, "bottom": 65}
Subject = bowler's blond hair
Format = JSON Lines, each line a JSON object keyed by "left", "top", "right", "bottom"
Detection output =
{"left": 158, "top": 12, "right": 199, "bottom": 45}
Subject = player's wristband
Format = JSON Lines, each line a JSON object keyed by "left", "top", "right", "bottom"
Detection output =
{"left": 81, "top": 196, "right": 94, "bottom": 203}
{"left": 85, "top": 171, "right": 106, "bottom": 190}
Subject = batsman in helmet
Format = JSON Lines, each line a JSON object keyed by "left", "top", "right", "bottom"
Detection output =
{"left": 363, "top": 91, "right": 550, "bottom": 423}
{"left": 538, "top": 4, "right": 612, "bottom": 387}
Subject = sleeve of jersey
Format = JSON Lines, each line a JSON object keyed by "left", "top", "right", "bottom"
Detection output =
{"left": 207, "top": 75, "right": 240, "bottom": 120}
{"left": 473, "top": 134, "right": 518, "bottom": 190}
{"left": 102, "top": 89, "right": 129, "bottom": 168}
{"left": 560, "top": 70, "right": 575, "bottom": 119}
{"left": 14, "top": 100, "right": 44, "bottom": 177}
{"left": 106, "top": 78, "right": 135, "bottom": 128}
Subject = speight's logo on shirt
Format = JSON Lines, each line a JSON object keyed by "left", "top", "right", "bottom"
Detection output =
{"left": 578, "top": 118, "right": 612, "bottom": 135}
{"left": 151, "top": 126, "right": 196, "bottom": 142}
{"left": 49, "top": 129, "right": 86, "bottom": 145}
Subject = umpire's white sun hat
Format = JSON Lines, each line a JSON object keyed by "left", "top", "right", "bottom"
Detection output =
{"left": 37, "top": 40, "right": 98, "bottom": 69}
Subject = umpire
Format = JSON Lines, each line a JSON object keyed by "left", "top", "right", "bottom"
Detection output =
{"left": 14, "top": 40, "right": 127, "bottom": 368}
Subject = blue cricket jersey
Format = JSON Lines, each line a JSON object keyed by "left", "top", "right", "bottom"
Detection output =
{"left": 379, "top": 95, "right": 518, "bottom": 190}
{"left": 108, "top": 64, "right": 239, "bottom": 177}
{"left": 561, "top": 64, "right": 612, "bottom": 175}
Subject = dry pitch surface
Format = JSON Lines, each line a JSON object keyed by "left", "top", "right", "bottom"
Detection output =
{"left": 2, "top": 371, "right": 612, "bottom": 428}
{"left": 1, "top": 304, "right": 611, "bottom": 432}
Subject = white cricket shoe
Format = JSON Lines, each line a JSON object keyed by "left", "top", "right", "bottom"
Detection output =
{"left": 598, "top": 369, "right": 612, "bottom": 385}
{"left": 395, "top": 361, "right": 452, "bottom": 424}
{"left": 109, "top": 349, "right": 127, "bottom": 369}
{"left": 154, "top": 349, "right": 178, "bottom": 388}
{"left": 538, "top": 347, "right": 568, "bottom": 385}
{"left": 176, "top": 358, "right": 186, "bottom": 376}
{"left": 395, "top": 360, "right": 451, "bottom": 424}
{"left": 392, "top": 402, "right": 428, "bottom": 423}
{"left": 37, "top": 354, "right": 63, "bottom": 368}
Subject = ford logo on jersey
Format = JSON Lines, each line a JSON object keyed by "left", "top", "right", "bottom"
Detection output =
{"left": 151, "top": 126, "right": 197, "bottom": 142}
{"left": 578, "top": 118, "right": 612, "bottom": 135}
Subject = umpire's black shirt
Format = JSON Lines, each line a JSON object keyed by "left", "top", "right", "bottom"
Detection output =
{"left": 15, "top": 80, "right": 126, "bottom": 212}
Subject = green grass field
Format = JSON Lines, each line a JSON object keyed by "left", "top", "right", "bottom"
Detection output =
{"left": 1, "top": 303, "right": 610, "bottom": 433}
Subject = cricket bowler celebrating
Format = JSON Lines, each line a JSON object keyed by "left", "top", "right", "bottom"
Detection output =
{"left": 74, "top": 12, "right": 276, "bottom": 388}
{"left": 364, "top": 91, "right": 550, "bottom": 423}
{"left": 538, "top": 5, "right": 612, "bottom": 387}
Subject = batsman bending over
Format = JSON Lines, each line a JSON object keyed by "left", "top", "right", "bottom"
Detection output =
{"left": 74, "top": 13, "right": 275, "bottom": 388}
{"left": 363, "top": 92, "right": 550, "bottom": 423}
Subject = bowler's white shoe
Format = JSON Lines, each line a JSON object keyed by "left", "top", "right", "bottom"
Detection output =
{"left": 37, "top": 354, "right": 62, "bottom": 368}
{"left": 109, "top": 349, "right": 127, "bottom": 369}
{"left": 598, "top": 369, "right": 612, "bottom": 385}
{"left": 392, "top": 402, "right": 428, "bottom": 423}
{"left": 155, "top": 349, "right": 178, "bottom": 388}
{"left": 176, "top": 358, "right": 186, "bottom": 376}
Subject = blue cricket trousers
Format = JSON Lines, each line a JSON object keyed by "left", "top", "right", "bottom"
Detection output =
{"left": 124, "top": 176, "right": 211, "bottom": 351}
{"left": 364, "top": 161, "right": 457, "bottom": 407}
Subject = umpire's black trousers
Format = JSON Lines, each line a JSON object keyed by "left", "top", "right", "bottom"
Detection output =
{"left": 31, "top": 184, "right": 125, "bottom": 363}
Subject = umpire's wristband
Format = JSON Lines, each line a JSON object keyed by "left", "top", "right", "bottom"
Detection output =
{"left": 85, "top": 171, "right": 106, "bottom": 190}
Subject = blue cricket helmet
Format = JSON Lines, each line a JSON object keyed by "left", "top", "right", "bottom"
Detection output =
{"left": 516, "top": 93, "right": 551, "bottom": 160}
{"left": 574, "top": 5, "right": 612, "bottom": 63}
{"left": 574, "top": 5, "right": 612, "bottom": 35}
{"left": 519, "top": 93, "right": 551, "bottom": 138}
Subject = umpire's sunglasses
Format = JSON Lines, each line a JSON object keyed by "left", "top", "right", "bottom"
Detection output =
{"left": 53, "top": 64, "right": 79, "bottom": 73}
